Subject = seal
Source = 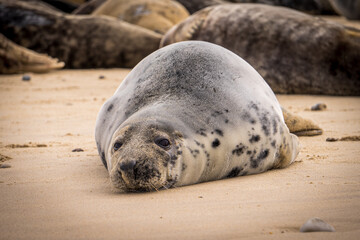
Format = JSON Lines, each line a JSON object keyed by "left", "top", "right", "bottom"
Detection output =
{"left": 329, "top": 0, "right": 360, "bottom": 20}
{"left": 160, "top": 4, "right": 360, "bottom": 96}
{"left": 175, "top": 0, "right": 225, "bottom": 14}
{"left": 95, "top": 41, "right": 299, "bottom": 192}
{"left": 227, "top": 0, "right": 336, "bottom": 15}
{"left": 0, "top": 0, "right": 161, "bottom": 68}
{"left": 0, "top": 33, "right": 64, "bottom": 74}
{"left": 27, "top": 0, "right": 79, "bottom": 13}
{"left": 91, "top": 0, "right": 189, "bottom": 34}
{"left": 176, "top": 0, "right": 335, "bottom": 15}
{"left": 72, "top": 0, "right": 107, "bottom": 15}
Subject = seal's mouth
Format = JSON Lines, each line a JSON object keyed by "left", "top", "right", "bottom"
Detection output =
{"left": 109, "top": 162, "right": 172, "bottom": 192}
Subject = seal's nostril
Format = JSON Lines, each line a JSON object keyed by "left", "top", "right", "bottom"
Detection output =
{"left": 119, "top": 160, "right": 136, "bottom": 172}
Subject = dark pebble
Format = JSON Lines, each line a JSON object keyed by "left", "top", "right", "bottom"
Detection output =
{"left": 72, "top": 148, "right": 84, "bottom": 152}
{"left": 99, "top": 75, "right": 105, "bottom": 79}
{"left": 22, "top": 75, "right": 31, "bottom": 81}
{"left": 326, "top": 137, "right": 339, "bottom": 142}
{"left": 0, "top": 163, "right": 11, "bottom": 168}
{"left": 311, "top": 103, "right": 327, "bottom": 111}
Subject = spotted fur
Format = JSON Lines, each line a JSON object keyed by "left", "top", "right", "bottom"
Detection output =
{"left": 95, "top": 41, "right": 299, "bottom": 192}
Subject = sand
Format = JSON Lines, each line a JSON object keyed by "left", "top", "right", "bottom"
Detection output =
{"left": 0, "top": 69, "right": 359, "bottom": 240}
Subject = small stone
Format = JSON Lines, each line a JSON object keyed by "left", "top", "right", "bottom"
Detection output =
{"left": 99, "top": 75, "right": 105, "bottom": 79}
{"left": 36, "top": 144, "right": 47, "bottom": 147}
{"left": 0, "top": 163, "right": 11, "bottom": 168}
{"left": 326, "top": 137, "right": 339, "bottom": 142}
{"left": 72, "top": 148, "right": 84, "bottom": 152}
{"left": 22, "top": 75, "right": 31, "bottom": 81}
{"left": 300, "top": 218, "right": 335, "bottom": 232}
{"left": 311, "top": 103, "right": 327, "bottom": 111}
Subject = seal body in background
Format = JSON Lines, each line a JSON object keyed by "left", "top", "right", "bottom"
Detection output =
{"left": 95, "top": 41, "right": 299, "bottom": 192}
{"left": 160, "top": 4, "right": 360, "bottom": 95}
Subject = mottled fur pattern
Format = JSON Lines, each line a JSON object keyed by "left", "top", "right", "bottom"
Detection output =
{"left": 0, "top": 0, "right": 161, "bottom": 68}
{"left": 161, "top": 4, "right": 360, "bottom": 95}
{"left": 95, "top": 41, "right": 299, "bottom": 192}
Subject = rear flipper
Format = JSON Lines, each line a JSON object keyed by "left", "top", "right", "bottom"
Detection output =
{"left": 0, "top": 33, "right": 64, "bottom": 74}
{"left": 282, "top": 107, "right": 323, "bottom": 136}
{"left": 273, "top": 131, "right": 299, "bottom": 169}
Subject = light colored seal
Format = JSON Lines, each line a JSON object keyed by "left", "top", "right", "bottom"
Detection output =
{"left": 0, "top": 33, "right": 64, "bottom": 74}
{"left": 95, "top": 41, "right": 299, "bottom": 192}
{"left": 161, "top": 4, "right": 360, "bottom": 96}
{"left": 91, "top": 0, "right": 189, "bottom": 34}
{"left": 0, "top": 0, "right": 161, "bottom": 68}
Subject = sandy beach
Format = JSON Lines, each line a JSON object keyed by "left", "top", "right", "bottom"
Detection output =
{"left": 0, "top": 69, "right": 359, "bottom": 240}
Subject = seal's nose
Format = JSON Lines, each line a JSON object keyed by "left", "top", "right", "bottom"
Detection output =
{"left": 119, "top": 160, "right": 136, "bottom": 172}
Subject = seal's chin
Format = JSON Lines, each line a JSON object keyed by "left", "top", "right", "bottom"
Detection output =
{"left": 109, "top": 165, "right": 170, "bottom": 192}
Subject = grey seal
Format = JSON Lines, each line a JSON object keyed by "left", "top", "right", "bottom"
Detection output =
{"left": 95, "top": 41, "right": 299, "bottom": 192}
{"left": 0, "top": 0, "right": 161, "bottom": 68}
{"left": 160, "top": 4, "right": 360, "bottom": 95}
{"left": 176, "top": 0, "right": 336, "bottom": 15}
{"left": 91, "top": 0, "right": 189, "bottom": 34}
{"left": 329, "top": 0, "right": 360, "bottom": 20}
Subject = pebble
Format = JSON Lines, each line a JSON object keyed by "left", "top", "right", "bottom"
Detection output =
{"left": 300, "top": 218, "right": 335, "bottom": 232}
{"left": 0, "top": 163, "right": 11, "bottom": 168}
{"left": 99, "top": 75, "right": 105, "bottom": 79}
{"left": 72, "top": 148, "right": 84, "bottom": 152}
{"left": 311, "top": 103, "right": 327, "bottom": 111}
{"left": 22, "top": 75, "right": 31, "bottom": 81}
{"left": 326, "top": 137, "right": 339, "bottom": 142}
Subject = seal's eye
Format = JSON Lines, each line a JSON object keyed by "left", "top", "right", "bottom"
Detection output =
{"left": 155, "top": 137, "right": 171, "bottom": 149}
{"left": 113, "top": 142, "right": 123, "bottom": 151}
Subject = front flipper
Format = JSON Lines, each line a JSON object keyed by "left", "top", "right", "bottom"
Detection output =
{"left": 282, "top": 108, "right": 323, "bottom": 136}
{"left": 0, "top": 33, "right": 64, "bottom": 74}
{"left": 160, "top": 7, "right": 211, "bottom": 47}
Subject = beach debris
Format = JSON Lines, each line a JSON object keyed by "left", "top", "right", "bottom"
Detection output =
{"left": 0, "top": 153, "right": 11, "bottom": 162}
{"left": 300, "top": 217, "right": 335, "bottom": 232}
{"left": 22, "top": 75, "right": 31, "bottom": 81}
{"left": 5, "top": 143, "right": 47, "bottom": 148}
{"left": 311, "top": 103, "right": 327, "bottom": 111}
{"left": 326, "top": 136, "right": 360, "bottom": 142}
{"left": 326, "top": 137, "right": 339, "bottom": 142}
{"left": 98, "top": 75, "right": 105, "bottom": 79}
{"left": 72, "top": 148, "right": 84, "bottom": 152}
{"left": 0, "top": 163, "right": 11, "bottom": 168}
{"left": 339, "top": 136, "right": 360, "bottom": 141}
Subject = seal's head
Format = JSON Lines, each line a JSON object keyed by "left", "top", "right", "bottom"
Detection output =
{"left": 108, "top": 119, "right": 183, "bottom": 192}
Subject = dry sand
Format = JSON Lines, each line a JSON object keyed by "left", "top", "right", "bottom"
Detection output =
{"left": 0, "top": 69, "right": 359, "bottom": 240}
